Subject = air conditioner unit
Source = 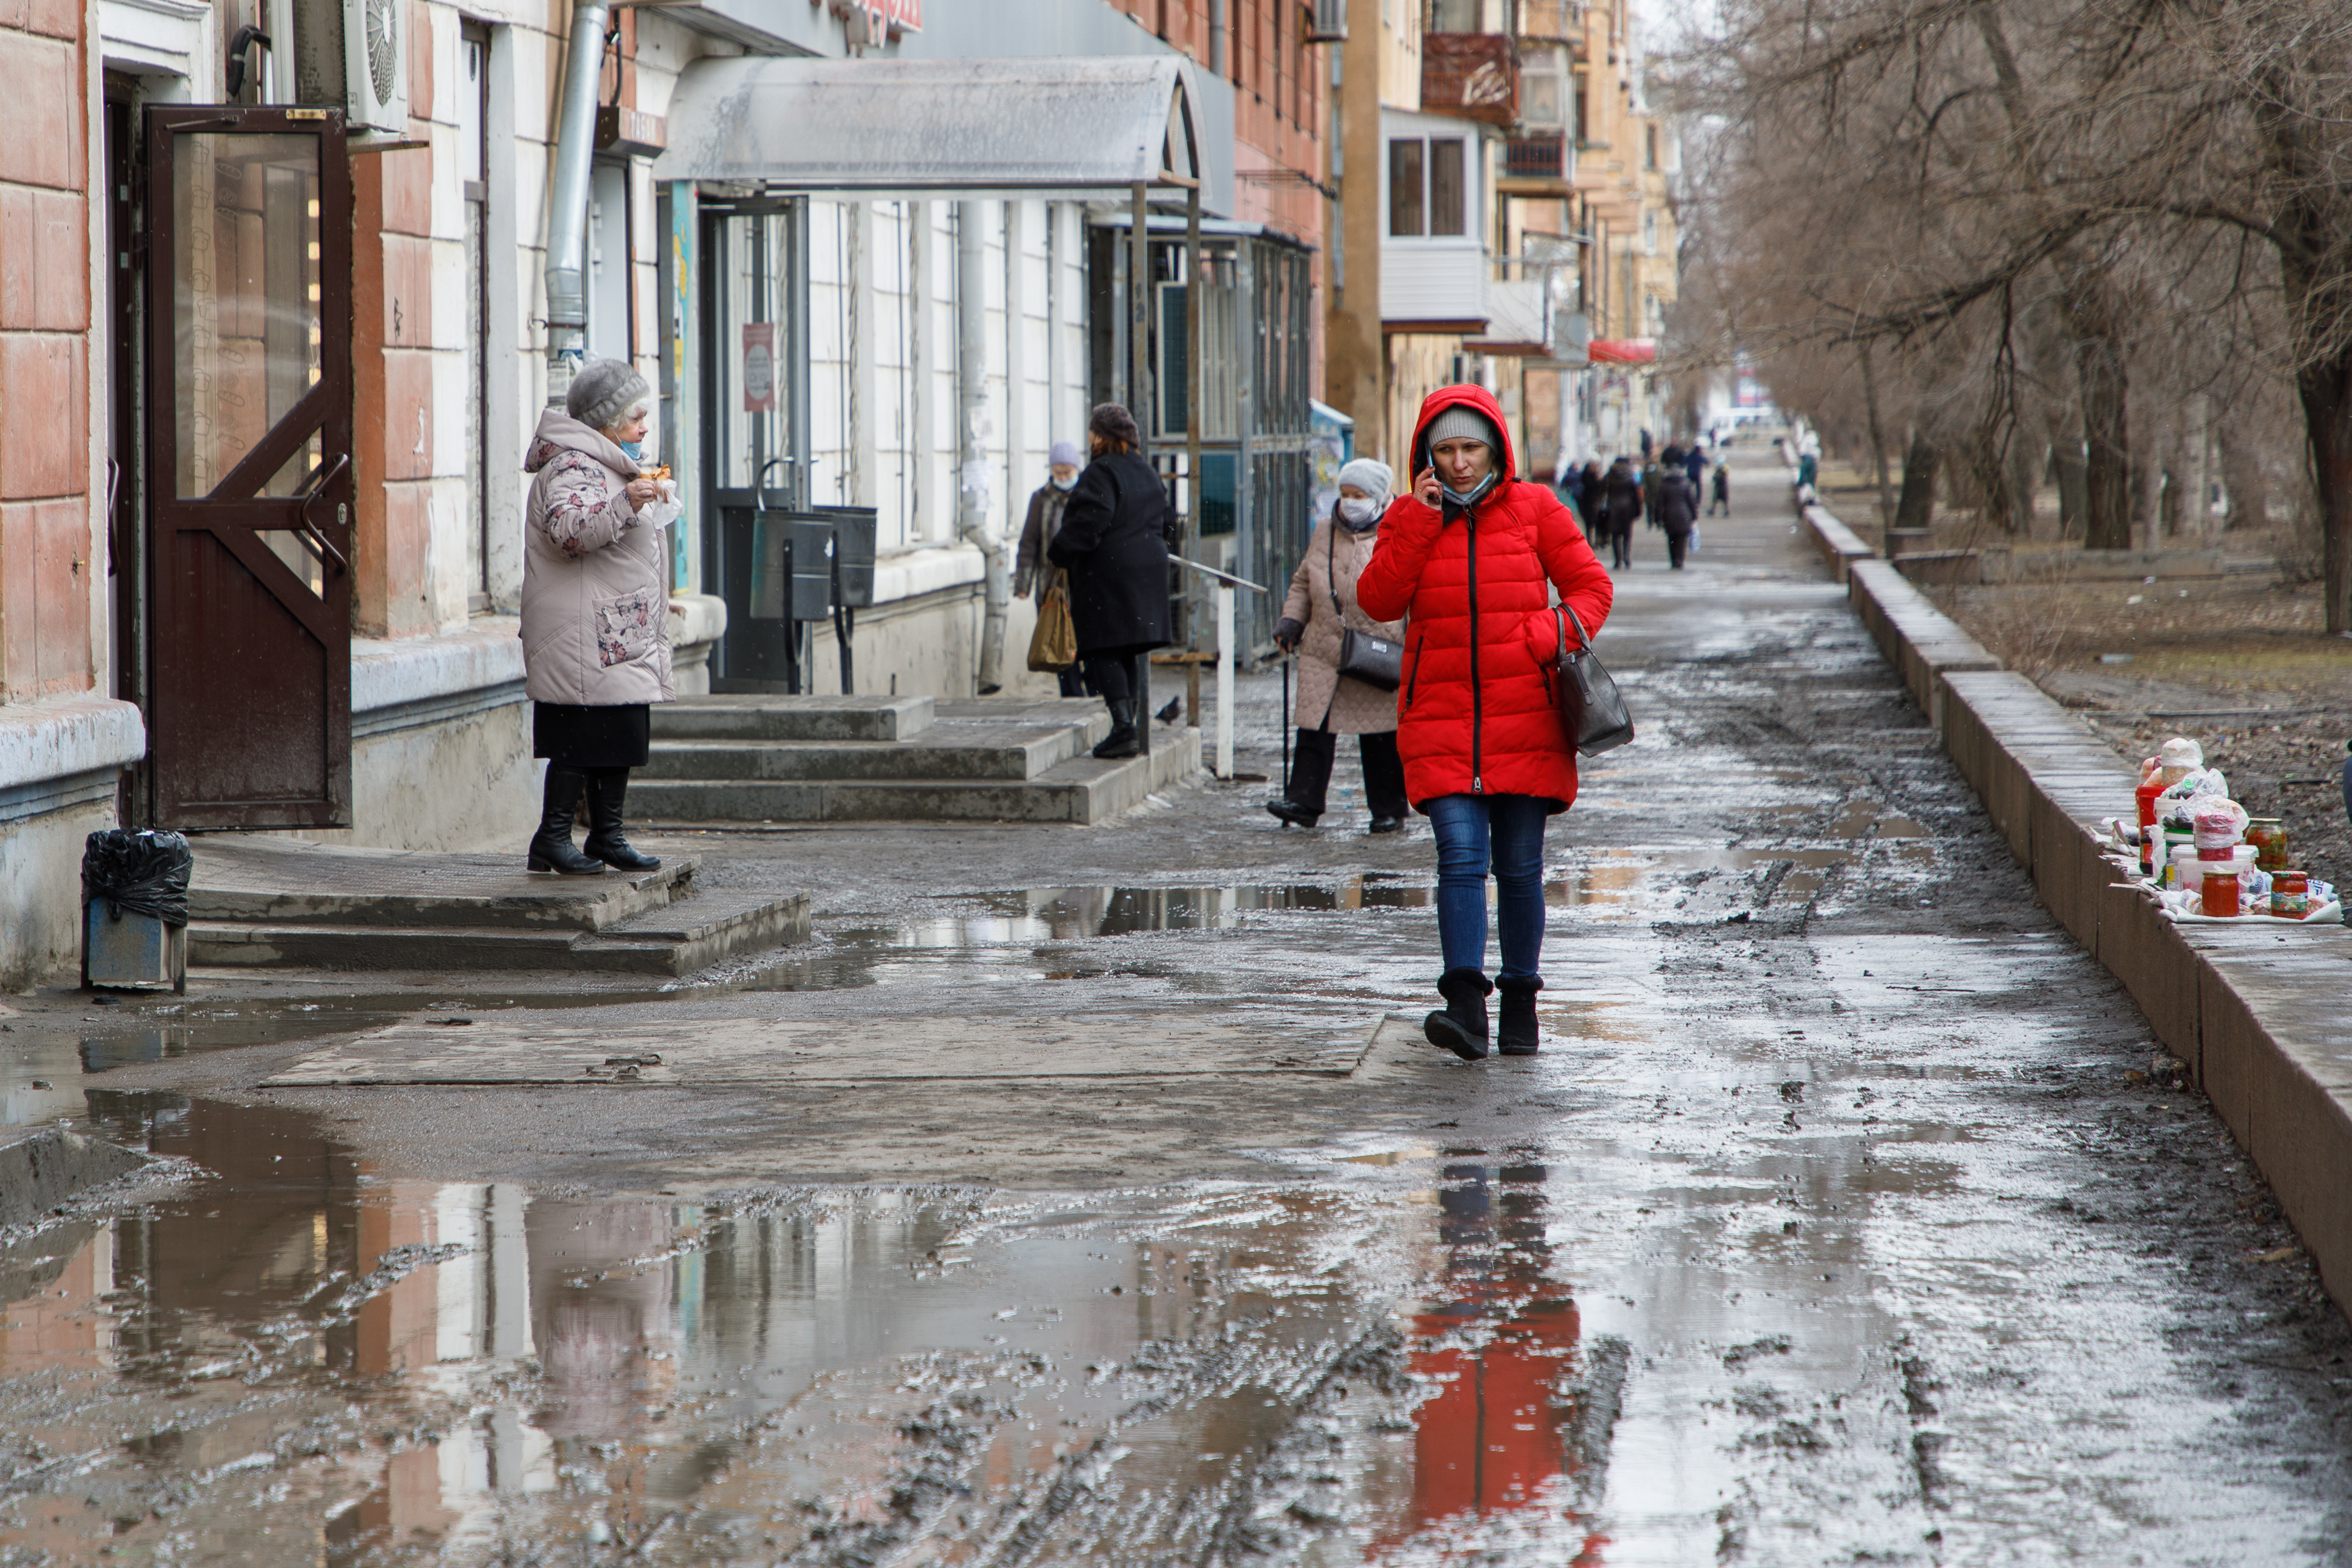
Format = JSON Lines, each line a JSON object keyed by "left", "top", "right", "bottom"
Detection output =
{"left": 343, "top": 0, "right": 407, "bottom": 135}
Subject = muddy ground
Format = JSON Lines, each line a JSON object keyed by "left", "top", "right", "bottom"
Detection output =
{"left": 2, "top": 457, "right": 2350, "bottom": 1565}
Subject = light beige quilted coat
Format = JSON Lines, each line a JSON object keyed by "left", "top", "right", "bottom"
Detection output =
{"left": 520, "top": 409, "right": 674, "bottom": 706}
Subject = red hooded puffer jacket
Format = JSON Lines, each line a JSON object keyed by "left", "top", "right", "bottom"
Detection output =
{"left": 1356, "top": 385, "right": 1616, "bottom": 811}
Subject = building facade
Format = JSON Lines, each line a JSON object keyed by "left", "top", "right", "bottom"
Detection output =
{"left": 1324, "top": 0, "right": 1678, "bottom": 474}
{"left": 0, "top": 0, "right": 1329, "bottom": 984}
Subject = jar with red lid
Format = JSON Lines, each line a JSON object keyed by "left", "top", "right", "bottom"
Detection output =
{"left": 2202, "top": 870, "right": 2242, "bottom": 918}
{"left": 2273, "top": 870, "right": 2310, "bottom": 919}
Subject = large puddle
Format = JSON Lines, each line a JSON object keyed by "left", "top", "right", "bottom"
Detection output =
{"left": 1, "top": 1096, "right": 1615, "bottom": 1564}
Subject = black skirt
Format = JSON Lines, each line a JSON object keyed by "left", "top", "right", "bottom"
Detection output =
{"left": 533, "top": 702, "right": 650, "bottom": 770}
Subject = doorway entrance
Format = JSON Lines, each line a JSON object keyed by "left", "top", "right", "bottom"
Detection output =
{"left": 142, "top": 107, "right": 356, "bottom": 830}
{"left": 697, "top": 198, "right": 810, "bottom": 690}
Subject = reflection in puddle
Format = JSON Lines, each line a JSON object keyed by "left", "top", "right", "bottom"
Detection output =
{"left": 1378, "top": 1164, "right": 1613, "bottom": 1563}
{"left": 0, "top": 1101, "right": 1611, "bottom": 1563}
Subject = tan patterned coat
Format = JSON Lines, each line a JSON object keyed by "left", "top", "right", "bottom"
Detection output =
{"left": 1279, "top": 516, "right": 1405, "bottom": 735}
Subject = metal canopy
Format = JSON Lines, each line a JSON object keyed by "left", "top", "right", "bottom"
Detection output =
{"left": 653, "top": 55, "right": 1213, "bottom": 206}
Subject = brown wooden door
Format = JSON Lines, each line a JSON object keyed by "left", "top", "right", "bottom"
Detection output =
{"left": 145, "top": 108, "right": 355, "bottom": 830}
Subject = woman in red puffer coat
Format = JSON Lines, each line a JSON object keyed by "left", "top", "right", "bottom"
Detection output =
{"left": 1356, "top": 386, "right": 1615, "bottom": 1063}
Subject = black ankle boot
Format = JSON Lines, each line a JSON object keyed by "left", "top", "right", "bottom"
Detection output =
{"left": 1093, "top": 699, "right": 1140, "bottom": 758}
{"left": 1424, "top": 967, "right": 1492, "bottom": 1061}
{"left": 1496, "top": 976, "right": 1543, "bottom": 1056}
{"left": 527, "top": 766, "right": 606, "bottom": 875}
{"left": 1264, "top": 797, "right": 1319, "bottom": 828}
{"left": 583, "top": 771, "right": 660, "bottom": 871}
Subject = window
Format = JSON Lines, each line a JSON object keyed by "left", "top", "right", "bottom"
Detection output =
{"left": 1428, "top": 0, "right": 1478, "bottom": 29}
{"left": 1389, "top": 139, "right": 1424, "bottom": 235}
{"left": 1573, "top": 72, "right": 1591, "bottom": 145}
{"left": 1645, "top": 123, "right": 1658, "bottom": 169}
{"left": 1521, "top": 56, "right": 1564, "bottom": 128}
{"left": 1389, "top": 136, "right": 1468, "bottom": 237}
{"left": 1643, "top": 211, "right": 1658, "bottom": 255}
{"left": 1429, "top": 138, "right": 1465, "bottom": 235}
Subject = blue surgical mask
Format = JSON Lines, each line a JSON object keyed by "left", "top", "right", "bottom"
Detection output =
{"left": 620, "top": 440, "right": 644, "bottom": 462}
{"left": 1051, "top": 474, "right": 1077, "bottom": 493}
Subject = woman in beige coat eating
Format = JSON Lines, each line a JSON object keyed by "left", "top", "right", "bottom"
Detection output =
{"left": 519, "top": 359, "right": 673, "bottom": 875}
{"left": 1264, "top": 457, "right": 1410, "bottom": 833}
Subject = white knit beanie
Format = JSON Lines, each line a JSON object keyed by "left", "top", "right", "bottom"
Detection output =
{"left": 1337, "top": 456, "right": 1394, "bottom": 507}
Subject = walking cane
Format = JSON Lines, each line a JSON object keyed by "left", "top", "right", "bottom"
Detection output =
{"left": 1279, "top": 655, "right": 1291, "bottom": 795}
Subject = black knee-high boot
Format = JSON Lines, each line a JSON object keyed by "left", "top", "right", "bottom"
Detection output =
{"left": 583, "top": 770, "right": 660, "bottom": 871}
{"left": 527, "top": 766, "right": 606, "bottom": 875}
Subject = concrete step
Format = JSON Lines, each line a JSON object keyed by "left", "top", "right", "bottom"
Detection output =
{"left": 639, "top": 723, "right": 1093, "bottom": 784}
{"left": 632, "top": 733, "right": 1202, "bottom": 825}
{"left": 188, "top": 887, "right": 813, "bottom": 977}
{"left": 188, "top": 838, "right": 689, "bottom": 933}
{"left": 653, "top": 694, "right": 934, "bottom": 742}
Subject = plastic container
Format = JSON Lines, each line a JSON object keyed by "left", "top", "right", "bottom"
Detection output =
{"left": 2192, "top": 804, "right": 2243, "bottom": 852}
{"left": 2173, "top": 844, "right": 2254, "bottom": 889}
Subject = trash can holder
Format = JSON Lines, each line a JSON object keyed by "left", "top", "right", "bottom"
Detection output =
{"left": 80, "top": 829, "right": 193, "bottom": 994}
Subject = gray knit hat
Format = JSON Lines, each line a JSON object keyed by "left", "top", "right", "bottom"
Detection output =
{"left": 1425, "top": 404, "right": 1500, "bottom": 453}
{"left": 567, "top": 357, "right": 652, "bottom": 433}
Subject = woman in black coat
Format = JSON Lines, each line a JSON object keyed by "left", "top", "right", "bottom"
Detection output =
{"left": 1048, "top": 402, "right": 1175, "bottom": 758}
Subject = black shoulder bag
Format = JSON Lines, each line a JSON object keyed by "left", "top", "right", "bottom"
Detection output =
{"left": 1330, "top": 524, "right": 1403, "bottom": 691}
{"left": 1549, "top": 601, "right": 1635, "bottom": 755}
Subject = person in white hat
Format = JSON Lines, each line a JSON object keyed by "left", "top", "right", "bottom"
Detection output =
{"left": 1265, "top": 456, "right": 1411, "bottom": 833}
{"left": 1015, "top": 439, "right": 1088, "bottom": 697}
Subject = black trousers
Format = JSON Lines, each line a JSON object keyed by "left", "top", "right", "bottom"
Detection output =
{"left": 1666, "top": 529, "right": 1690, "bottom": 568}
{"left": 1055, "top": 666, "right": 1091, "bottom": 698}
{"left": 1608, "top": 524, "right": 1634, "bottom": 570}
{"left": 1288, "top": 725, "right": 1409, "bottom": 820}
{"left": 1084, "top": 644, "right": 1152, "bottom": 706}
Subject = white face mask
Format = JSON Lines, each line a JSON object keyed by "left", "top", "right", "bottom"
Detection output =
{"left": 1051, "top": 474, "right": 1077, "bottom": 493}
{"left": 1337, "top": 496, "right": 1381, "bottom": 526}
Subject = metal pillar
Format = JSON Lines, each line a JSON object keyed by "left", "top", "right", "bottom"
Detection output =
{"left": 1214, "top": 581, "right": 1234, "bottom": 778}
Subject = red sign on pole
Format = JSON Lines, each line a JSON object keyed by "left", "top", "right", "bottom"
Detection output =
{"left": 742, "top": 323, "right": 776, "bottom": 412}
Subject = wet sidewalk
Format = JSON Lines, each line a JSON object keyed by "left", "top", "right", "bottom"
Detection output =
{"left": 5, "top": 455, "right": 2350, "bottom": 1564}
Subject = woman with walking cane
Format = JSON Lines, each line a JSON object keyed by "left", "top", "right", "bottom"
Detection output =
{"left": 1357, "top": 386, "right": 1614, "bottom": 1061}
{"left": 1264, "top": 458, "right": 1411, "bottom": 833}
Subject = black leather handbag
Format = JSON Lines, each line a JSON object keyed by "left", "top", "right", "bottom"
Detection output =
{"left": 1331, "top": 526, "right": 1403, "bottom": 691}
{"left": 1549, "top": 603, "right": 1635, "bottom": 755}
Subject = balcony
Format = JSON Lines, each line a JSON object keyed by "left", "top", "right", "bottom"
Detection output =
{"left": 1421, "top": 34, "right": 1519, "bottom": 126}
{"left": 1516, "top": 0, "right": 1582, "bottom": 42}
{"left": 1503, "top": 132, "right": 1569, "bottom": 182}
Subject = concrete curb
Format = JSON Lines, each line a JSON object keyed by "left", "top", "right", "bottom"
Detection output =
{"left": 1826, "top": 508, "right": 2352, "bottom": 1315}
{"left": 0, "top": 1125, "right": 153, "bottom": 1229}
{"left": 1798, "top": 504, "right": 1873, "bottom": 583}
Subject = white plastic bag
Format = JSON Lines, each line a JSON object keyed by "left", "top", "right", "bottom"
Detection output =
{"left": 637, "top": 478, "right": 683, "bottom": 531}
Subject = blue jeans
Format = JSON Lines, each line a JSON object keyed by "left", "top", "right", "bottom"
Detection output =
{"left": 1425, "top": 793, "right": 1550, "bottom": 982}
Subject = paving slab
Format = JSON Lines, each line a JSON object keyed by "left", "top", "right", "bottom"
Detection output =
{"left": 262, "top": 1009, "right": 1385, "bottom": 1086}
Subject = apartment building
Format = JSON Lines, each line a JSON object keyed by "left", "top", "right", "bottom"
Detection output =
{"left": 1325, "top": 0, "right": 1678, "bottom": 472}
{"left": 0, "top": 0, "right": 1329, "bottom": 984}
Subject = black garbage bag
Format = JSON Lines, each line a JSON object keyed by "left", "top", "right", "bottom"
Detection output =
{"left": 82, "top": 829, "right": 194, "bottom": 928}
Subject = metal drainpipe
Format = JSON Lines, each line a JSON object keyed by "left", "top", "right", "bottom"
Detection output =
{"left": 543, "top": 0, "right": 612, "bottom": 409}
{"left": 957, "top": 201, "right": 1009, "bottom": 694}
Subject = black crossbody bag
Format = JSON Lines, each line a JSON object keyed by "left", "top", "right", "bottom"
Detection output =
{"left": 1330, "top": 524, "right": 1404, "bottom": 691}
